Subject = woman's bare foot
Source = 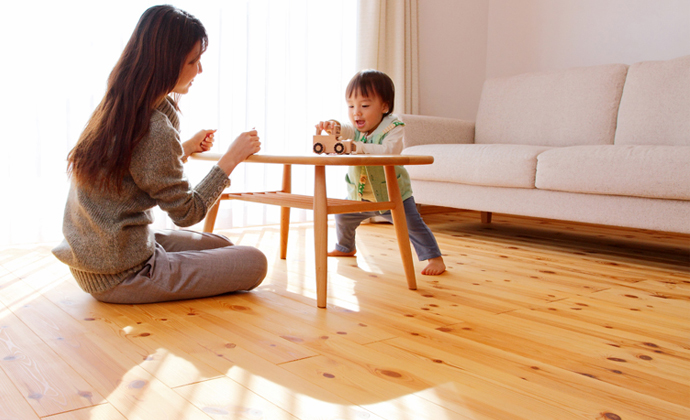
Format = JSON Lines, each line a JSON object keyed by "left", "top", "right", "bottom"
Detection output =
{"left": 421, "top": 256, "right": 446, "bottom": 275}
{"left": 327, "top": 249, "right": 357, "bottom": 257}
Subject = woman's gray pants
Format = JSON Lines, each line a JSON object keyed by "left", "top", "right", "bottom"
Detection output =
{"left": 91, "top": 229, "right": 267, "bottom": 304}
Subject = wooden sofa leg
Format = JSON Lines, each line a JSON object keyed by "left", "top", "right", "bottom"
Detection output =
{"left": 481, "top": 211, "right": 492, "bottom": 224}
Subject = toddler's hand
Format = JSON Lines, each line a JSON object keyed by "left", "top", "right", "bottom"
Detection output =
{"left": 315, "top": 120, "right": 340, "bottom": 135}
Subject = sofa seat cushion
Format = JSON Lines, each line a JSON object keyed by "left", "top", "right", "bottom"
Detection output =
{"left": 403, "top": 144, "right": 551, "bottom": 189}
{"left": 535, "top": 145, "right": 690, "bottom": 200}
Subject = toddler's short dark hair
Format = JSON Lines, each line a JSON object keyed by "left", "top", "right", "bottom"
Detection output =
{"left": 346, "top": 70, "right": 395, "bottom": 116}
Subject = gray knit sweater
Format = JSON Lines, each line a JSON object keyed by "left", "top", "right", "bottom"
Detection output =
{"left": 52, "top": 97, "right": 230, "bottom": 294}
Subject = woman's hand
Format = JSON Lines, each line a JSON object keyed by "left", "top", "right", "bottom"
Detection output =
{"left": 217, "top": 129, "right": 261, "bottom": 176}
{"left": 182, "top": 129, "right": 216, "bottom": 162}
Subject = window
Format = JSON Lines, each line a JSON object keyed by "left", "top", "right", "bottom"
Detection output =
{"left": 1, "top": 0, "right": 356, "bottom": 245}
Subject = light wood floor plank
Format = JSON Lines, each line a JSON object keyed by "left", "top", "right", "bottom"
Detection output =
{"left": 0, "top": 310, "right": 105, "bottom": 417}
{"left": 368, "top": 336, "right": 690, "bottom": 420}
{"left": 0, "top": 209, "right": 688, "bottom": 419}
{"left": 126, "top": 303, "right": 388, "bottom": 419}
{"left": 42, "top": 404, "right": 127, "bottom": 420}
{"left": 0, "top": 362, "right": 41, "bottom": 419}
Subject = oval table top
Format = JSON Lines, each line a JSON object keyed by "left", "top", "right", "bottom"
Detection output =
{"left": 190, "top": 153, "right": 434, "bottom": 166}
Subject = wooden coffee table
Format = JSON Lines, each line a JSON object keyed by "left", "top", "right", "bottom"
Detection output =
{"left": 191, "top": 153, "right": 434, "bottom": 308}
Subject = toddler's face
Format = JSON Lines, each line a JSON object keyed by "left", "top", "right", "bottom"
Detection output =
{"left": 347, "top": 91, "right": 389, "bottom": 135}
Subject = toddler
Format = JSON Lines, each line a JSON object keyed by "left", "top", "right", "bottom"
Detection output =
{"left": 316, "top": 70, "right": 445, "bottom": 275}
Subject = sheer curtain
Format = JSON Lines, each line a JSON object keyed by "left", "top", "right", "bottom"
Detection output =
{"left": 356, "top": 0, "right": 420, "bottom": 114}
{"left": 1, "top": 0, "right": 356, "bottom": 246}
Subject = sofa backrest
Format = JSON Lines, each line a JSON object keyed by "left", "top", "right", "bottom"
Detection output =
{"left": 475, "top": 63, "right": 629, "bottom": 147}
{"left": 615, "top": 55, "right": 690, "bottom": 146}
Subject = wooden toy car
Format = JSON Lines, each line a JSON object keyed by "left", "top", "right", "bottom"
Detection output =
{"left": 313, "top": 125, "right": 355, "bottom": 154}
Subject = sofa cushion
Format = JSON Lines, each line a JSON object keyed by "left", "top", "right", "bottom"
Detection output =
{"left": 475, "top": 63, "right": 628, "bottom": 147}
{"left": 535, "top": 145, "right": 690, "bottom": 200}
{"left": 400, "top": 114, "right": 475, "bottom": 148}
{"left": 615, "top": 55, "right": 690, "bottom": 146}
{"left": 403, "top": 144, "right": 551, "bottom": 189}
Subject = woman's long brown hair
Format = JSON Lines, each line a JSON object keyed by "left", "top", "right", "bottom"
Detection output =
{"left": 67, "top": 5, "right": 208, "bottom": 191}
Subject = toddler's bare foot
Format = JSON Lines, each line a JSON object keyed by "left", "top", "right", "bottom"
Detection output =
{"left": 421, "top": 256, "right": 446, "bottom": 275}
{"left": 327, "top": 249, "right": 357, "bottom": 257}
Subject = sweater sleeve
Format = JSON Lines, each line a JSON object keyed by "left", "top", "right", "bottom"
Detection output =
{"left": 129, "top": 112, "right": 230, "bottom": 227}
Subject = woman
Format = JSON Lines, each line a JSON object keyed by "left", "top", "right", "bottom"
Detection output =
{"left": 52, "top": 5, "right": 268, "bottom": 304}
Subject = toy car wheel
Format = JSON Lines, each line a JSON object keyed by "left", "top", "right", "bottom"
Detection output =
{"left": 334, "top": 142, "right": 344, "bottom": 154}
{"left": 313, "top": 143, "right": 324, "bottom": 154}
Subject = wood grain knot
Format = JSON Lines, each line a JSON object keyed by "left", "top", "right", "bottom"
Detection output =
{"left": 377, "top": 369, "right": 402, "bottom": 378}
{"left": 78, "top": 391, "right": 93, "bottom": 399}
{"left": 128, "top": 380, "right": 147, "bottom": 389}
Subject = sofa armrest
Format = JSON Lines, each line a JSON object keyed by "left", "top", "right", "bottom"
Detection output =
{"left": 400, "top": 114, "right": 475, "bottom": 148}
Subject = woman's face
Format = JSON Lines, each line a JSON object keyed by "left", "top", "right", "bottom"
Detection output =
{"left": 172, "top": 41, "right": 203, "bottom": 94}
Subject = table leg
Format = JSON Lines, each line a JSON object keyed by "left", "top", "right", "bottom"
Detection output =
{"left": 280, "top": 164, "right": 292, "bottom": 260}
{"left": 383, "top": 165, "right": 417, "bottom": 290}
{"left": 203, "top": 199, "right": 221, "bottom": 233}
{"left": 313, "top": 165, "right": 328, "bottom": 308}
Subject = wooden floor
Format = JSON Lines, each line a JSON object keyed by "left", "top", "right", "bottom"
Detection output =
{"left": 1, "top": 209, "right": 688, "bottom": 420}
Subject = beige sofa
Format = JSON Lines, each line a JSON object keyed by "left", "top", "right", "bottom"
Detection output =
{"left": 401, "top": 55, "right": 690, "bottom": 234}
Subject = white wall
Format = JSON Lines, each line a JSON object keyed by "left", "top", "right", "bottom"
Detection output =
{"left": 418, "top": 0, "right": 488, "bottom": 120}
{"left": 486, "top": 0, "right": 690, "bottom": 78}
{"left": 417, "top": 0, "right": 690, "bottom": 120}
